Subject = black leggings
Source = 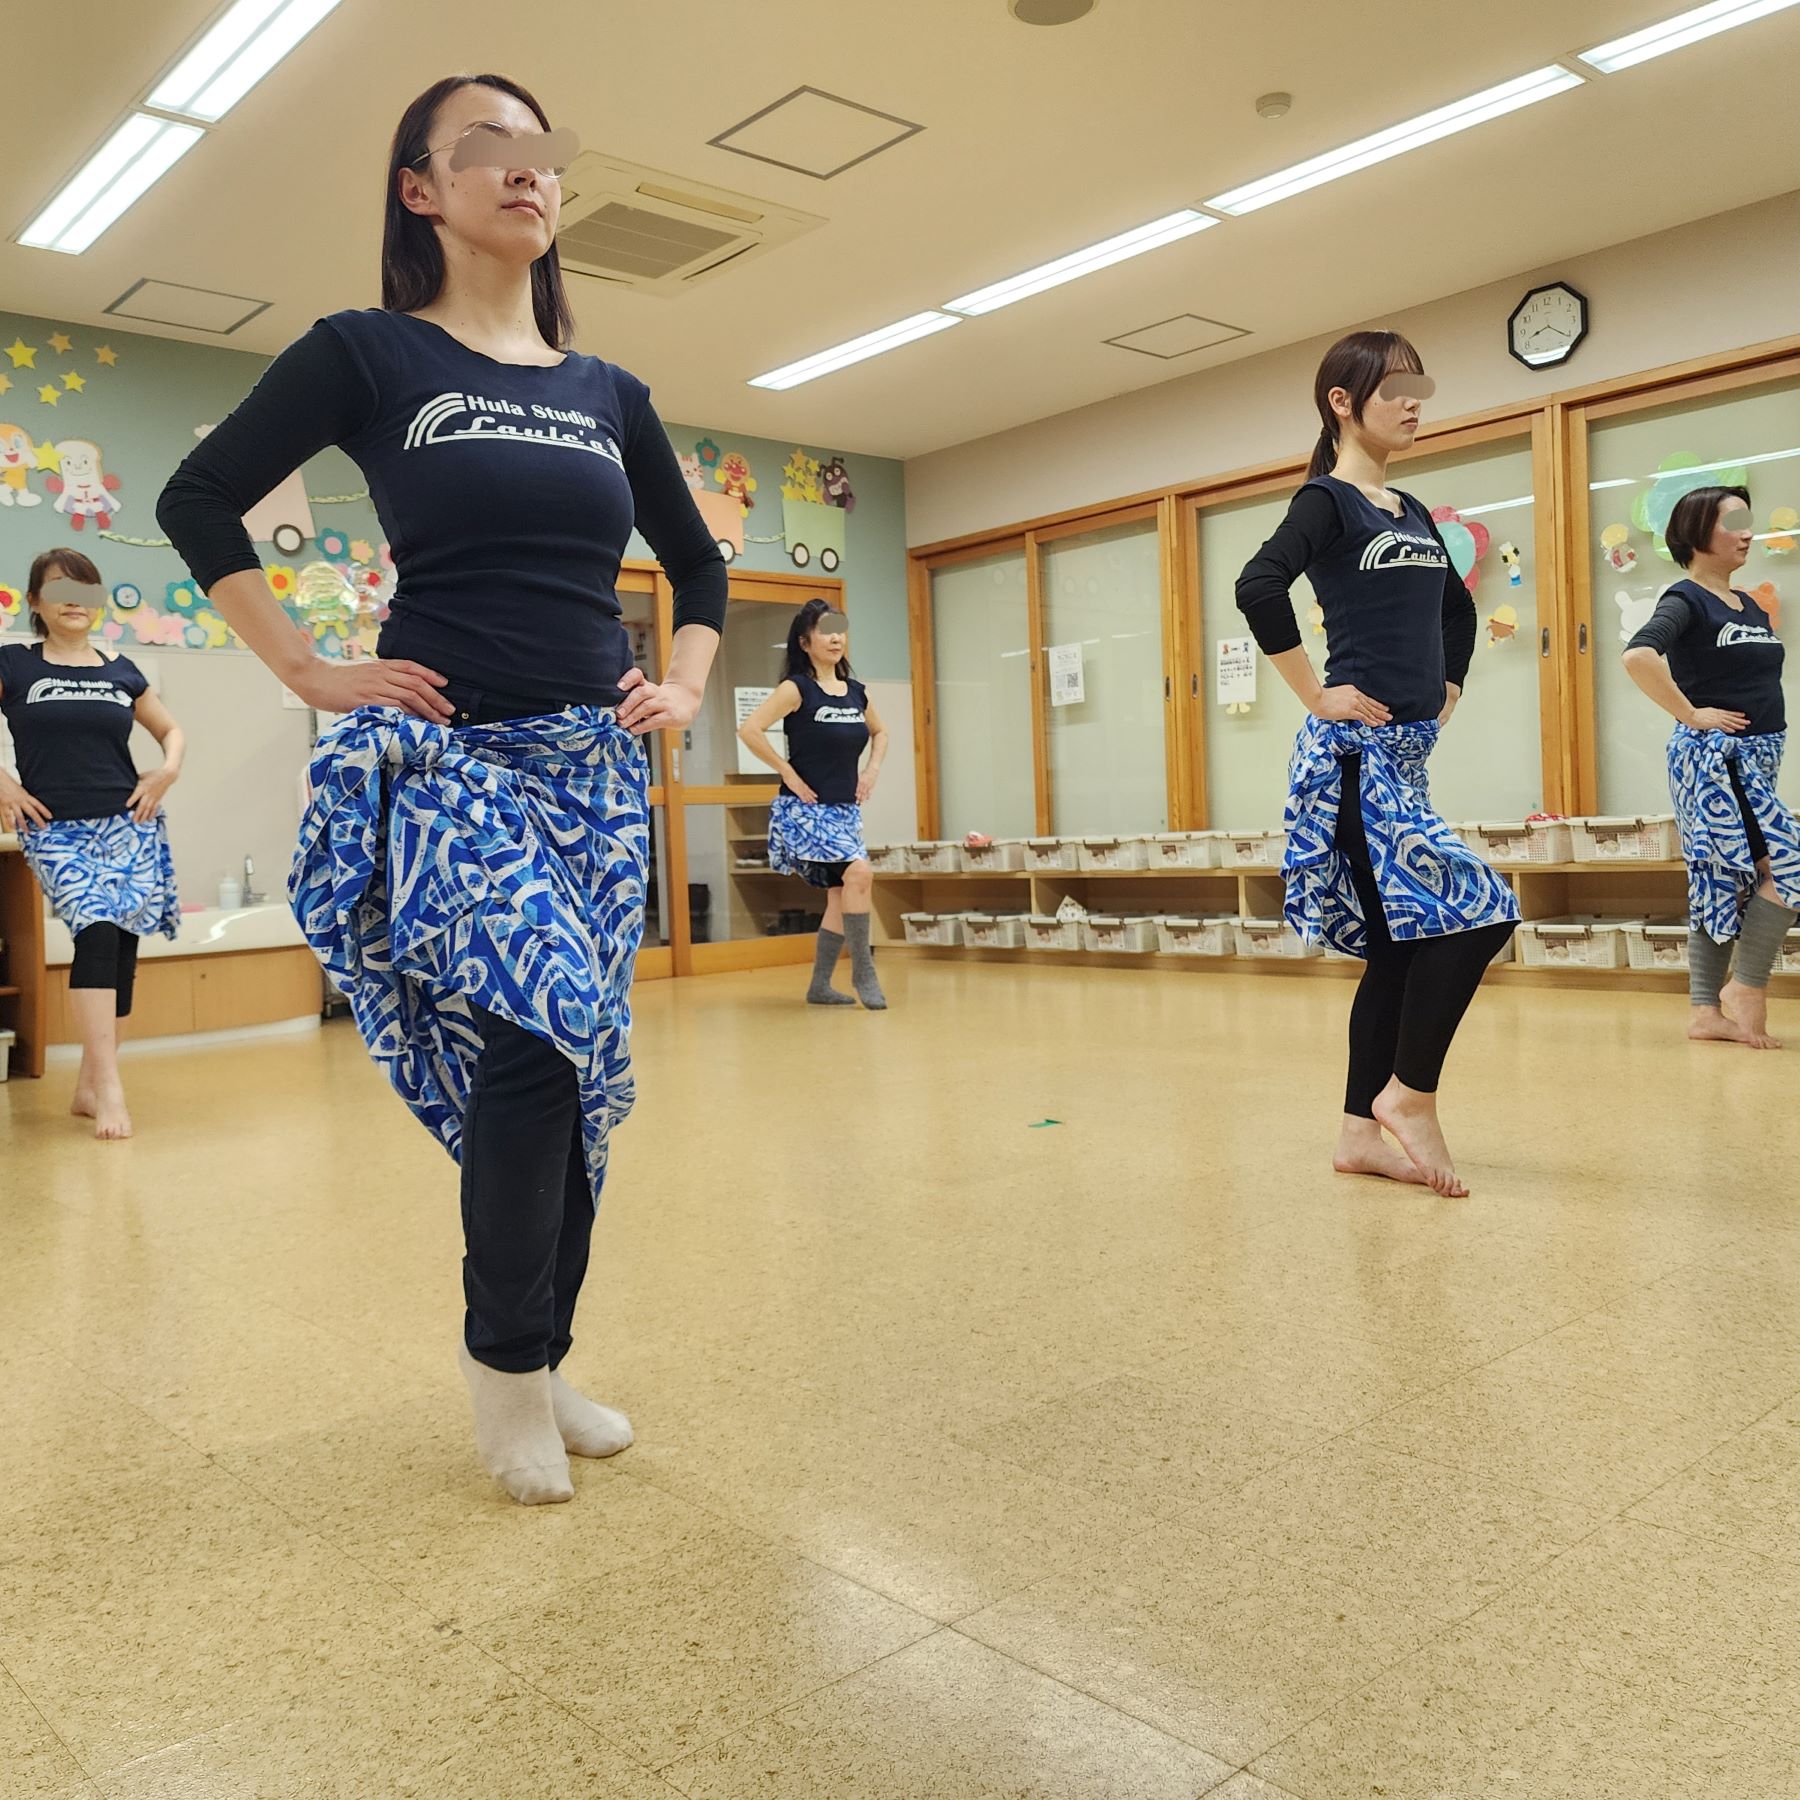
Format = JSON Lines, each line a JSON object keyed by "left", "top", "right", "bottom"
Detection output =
{"left": 443, "top": 676, "right": 598, "bottom": 1374}
{"left": 68, "top": 922, "right": 140, "bottom": 1018}
{"left": 1335, "top": 753, "right": 1516, "bottom": 1118}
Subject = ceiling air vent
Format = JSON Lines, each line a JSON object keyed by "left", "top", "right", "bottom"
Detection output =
{"left": 555, "top": 154, "right": 824, "bottom": 296}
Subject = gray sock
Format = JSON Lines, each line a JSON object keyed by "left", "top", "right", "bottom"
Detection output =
{"left": 807, "top": 929, "right": 854, "bottom": 1005}
{"left": 842, "top": 912, "right": 887, "bottom": 1010}
{"left": 1730, "top": 892, "right": 1799, "bottom": 989}
{"left": 1689, "top": 927, "right": 1733, "bottom": 1008}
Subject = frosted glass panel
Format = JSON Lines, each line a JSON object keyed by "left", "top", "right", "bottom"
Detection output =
{"left": 1198, "top": 437, "right": 1544, "bottom": 830}
{"left": 1041, "top": 519, "right": 1167, "bottom": 836}
{"left": 1387, "top": 438, "right": 1543, "bottom": 823}
{"left": 931, "top": 551, "right": 1034, "bottom": 837}
{"left": 1198, "top": 492, "right": 1311, "bottom": 831}
{"left": 1587, "top": 377, "right": 1800, "bottom": 815}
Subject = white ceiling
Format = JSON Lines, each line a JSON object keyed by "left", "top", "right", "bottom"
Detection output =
{"left": 5, "top": 0, "right": 1799, "bottom": 459}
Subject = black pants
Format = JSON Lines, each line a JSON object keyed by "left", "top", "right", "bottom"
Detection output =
{"left": 1335, "top": 753, "right": 1516, "bottom": 1118}
{"left": 443, "top": 677, "right": 598, "bottom": 1374}
{"left": 68, "top": 922, "right": 140, "bottom": 1018}
{"left": 1725, "top": 758, "right": 1770, "bottom": 864}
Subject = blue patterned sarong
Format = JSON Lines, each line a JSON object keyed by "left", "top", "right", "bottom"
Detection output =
{"left": 289, "top": 706, "right": 648, "bottom": 1201}
{"left": 768, "top": 794, "right": 867, "bottom": 888}
{"left": 1667, "top": 725, "right": 1800, "bottom": 943}
{"left": 1283, "top": 715, "right": 1518, "bottom": 958}
{"left": 22, "top": 812, "right": 181, "bottom": 941}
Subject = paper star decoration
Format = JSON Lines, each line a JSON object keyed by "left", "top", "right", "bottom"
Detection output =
{"left": 95, "top": 345, "right": 117, "bottom": 367}
{"left": 48, "top": 332, "right": 72, "bottom": 354}
{"left": 5, "top": 339, "right": 37, "bottom": 369}
{"left": 35, "top": 442, "right": 60, "bottom": 470}
{"left": 37, "top": 384, "right": 59, "bottom": 406}
{"left": 0, "top": 374, "right": 10, "bottom": 397}
{"left": 62, "top": 371, "right": 86, "bottom": 393}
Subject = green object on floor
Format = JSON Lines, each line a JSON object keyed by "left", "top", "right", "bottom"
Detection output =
{"left": 1029, "top": 1119, "right": 1062, "bottom": 1128}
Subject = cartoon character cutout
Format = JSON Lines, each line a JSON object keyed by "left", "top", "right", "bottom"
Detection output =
{"left": 1486, "top": 603, "right": 1519, "bottom": 647}
{"left": 1599, "top": 523, "right": 1638, "bottom": 573}
{"left": 1766, "top": 507, "right": 1798, "bottom": 557}
{"left": 676, "top": 451, "right": 705, "bottom": 493}
{"left": 45, "top": 439, "right": 120, "bottom": 530}
{"left": 1615, "top": 590, "right": 1658, "bottom": 644}
{"left": 1428, "top": 504, "right": 1490, "bottom": 595}
{"left": 716, "top": 451, "right": 756, "bottom": 512}
{"left": 0, "top": 423, "right": 43, "bottom": 507}
{"left": 820, "top": 456, "right": 856, "bottom": 513}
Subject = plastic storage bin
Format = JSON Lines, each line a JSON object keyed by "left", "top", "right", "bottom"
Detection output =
{"left": 1624, "top": 922, "right": 1690, "bottom": 971}
{"left": 901, "top": 911, "right": 964, "bottom": 947}
{"left": 867, "top": 844, "right": 909, "bottom": 874}
{"left": 1215, "top": 831, "right": 1285, "bottom": 870}
{"left": 1569, "top": 816, "right": 1680, "bottom": 861}
{"left": 959, "top": 839, "right": 1026, "bottom": 873}
{"left": 1077, "top": 836, "right": 1150, "bottom": 871}
{"left": 907, "top": 841, "right": 963, "bottom": 874}
{"left": 1022, "top": 837, "right": 1080, "bottom": 873}
{"left": 1147, "top": 833, "right": 1217, "bottom": 870}
{"left": 1469, "top": 819, "right": 1574, "bottom": 864}
{"left": 1234, "top": 917, "right": 1318, "bottom": 959}
{"left": 0, "top": 1027, "right": 12, "bottom": 1082}
{"left": 1156, "top": 915, "right": 1236, "bottom": 956}
{"left": 1083, "top": 914, "right": 1158, "bottom": 953}
{"left": 962, "top": 912, "right": 1027, "bottom": 948}
{"left": 1023, "top": 913, "right": 1082, "bottom": 950}
{"left": 1781, "top": 929, "right": 1800, "bottom": 975}
{"left": 1515, "top": 916, "right": 1632, "bottom": 968}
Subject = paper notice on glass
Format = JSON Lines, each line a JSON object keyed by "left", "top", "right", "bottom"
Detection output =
{"left": 1048, "top": 642, "right": 1085, "bottom": 707}
{"left": 1215, "top": 636, "right": 1257, "bottom": 707}
{"left": 734, "top": 686, "right": 785, "bottom": 775}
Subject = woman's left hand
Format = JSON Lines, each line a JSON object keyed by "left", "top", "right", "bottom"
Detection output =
{"left": 617, "top": 667, "right": 702, "bottom": 736}
{"left": 126, "top": 766, "right": 178, "bottom": 823}
{"left": 855, "top": 767, "right": 880, "bottom": 804}
{"left": 1437, "top": 684, "right": 1461, "bottom": 729}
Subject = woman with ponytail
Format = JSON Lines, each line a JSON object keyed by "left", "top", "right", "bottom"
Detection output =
{"left": 1234, "top": 331, "right": 1517, "bottom": 1197}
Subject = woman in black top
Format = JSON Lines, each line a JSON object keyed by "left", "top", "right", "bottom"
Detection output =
{"left": 158, "top": 74, "right": 726, "bottom": 1506}
{"left": 0, "top": 548, "right": 186, "bottom": 1139}
{"left": 1235, "top": 331, "right": 1518, "bottom": 1198}
{"left": 739, "top": 599, "right": 890, "bottom": 1007}
{"left": 1624, "top": 484, "right": 1800, "bottom": 1048}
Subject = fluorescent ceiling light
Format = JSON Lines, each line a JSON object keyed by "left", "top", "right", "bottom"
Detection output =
{"left": 1205, "top": 66, "right": 1584, "bottom": 215}
{"left": 18, "top": 115, "right": 204, "bottom": 253}
{"left": 1580, "top": 0, "right": 1800, "bottom": 72}
{"left": 150, "top": 0, "right": 342, "bottom": 122}
{"left": 944, "top": 210, "right": 1218, "bottom": 315}
{"left": 749, "top": 310, "right": 961, "bottom": 389}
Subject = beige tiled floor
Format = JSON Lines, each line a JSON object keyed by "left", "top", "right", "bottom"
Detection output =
{"left": 4, "top": 957, "right": 1800, "bottom": 1795}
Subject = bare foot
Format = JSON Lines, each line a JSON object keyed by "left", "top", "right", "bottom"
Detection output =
{"left": 70, "top": 1087, "right": 97, "bottom": 1119}
{"left": 92, "top": 1085, "right": 133, "bottom": 1141}
{"left": 1332, "top": 1117, "right": 1426, "bottom": 1185}
{"left": 1720, "top": 980, "right": 1783, "bottom": 1050}
{"left": 1372, "top": 1081, "right": 1468, "bottom": 1198}
{"left": 1688, "top": 1006, "right": 1765, "bottom": 1047}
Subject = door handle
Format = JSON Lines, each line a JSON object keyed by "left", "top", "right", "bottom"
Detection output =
{"left": 1540, "top": 627, "right": 1551, "bottom": 658}
{"left": 1190, "top": 673, "right": 1199, "bottom": 697}
{"left": 1578, "top": 622, "right": 1589, "bottom": 654}
{"left": 1164, "top": 676, "right": 1171, "bottom": 700}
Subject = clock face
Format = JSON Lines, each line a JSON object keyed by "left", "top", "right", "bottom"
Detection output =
{"left": 1509, "top": 283, "right": 1587, "bottom": 368}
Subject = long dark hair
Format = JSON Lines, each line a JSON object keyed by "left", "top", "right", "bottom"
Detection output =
{"left": 382, "top": 73, "right": 576, "bottom": 352}
{"left": 1305, "top": 329, "right": 1425, "bottom": 480}
{"left": 1665, "top": 484, "right": 1751, "bottom": 568}
{"left": 25, "top": 546, "right": 102, "bottom": 638}
{"left": 783, "top": 598, "right": 852, "bottom": 684}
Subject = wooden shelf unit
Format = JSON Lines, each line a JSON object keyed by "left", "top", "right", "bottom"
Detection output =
{"left": 871, "top": 860, "right": 1796, "bottom": 995}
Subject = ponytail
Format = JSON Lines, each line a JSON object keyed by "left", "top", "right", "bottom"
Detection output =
{"left": 1305, "top": 423, "right": 1339, "bottom": 482}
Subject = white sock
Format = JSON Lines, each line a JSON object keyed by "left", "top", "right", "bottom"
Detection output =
{"left": 457, "top": 1343, "right": 573, "bottom": 1506}
{"left": 548, "top": 1372, "right": 634, "bottom": 1458}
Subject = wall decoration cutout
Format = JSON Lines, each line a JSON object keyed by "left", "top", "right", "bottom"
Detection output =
{"left": 693, "top": 489, "right": 745, "bottom": 562}
{"left": 781, "top": 449, "right": 823, "bottom": 503}
{"left": 1428, "top": 504, "right": 1490, "bottom": 594}
{"left": 110, "top": 582, "right": 142, "bottom": 611}
{"left": 1599, "top": 522, "right": 1637, "bottom": 572}
{"left": 1751, "top": 581, "right": 1782, "bottom": 631}
{"left": 1632, "top": 453, "right": 1748, "bottom": 560}
{"left": 676, "top": 452, "right": 705, "bottom": 491}
{"left": 5, "top": 339, "right": 37, "bottom": 370}
{"left": 46, "top": 439, "right": 121, "bottom": 529}
{"left": 1615, "top": 589, "right": 1658, "bottom": 644}
{"left": 0, "top": 583, "right": 21, "bottom": 619}
{"left": 779, "top": 495, "right": 843, "bottom": 570}
{"left": 37, "top": 386, "right": 60, "bottom": 408}
{"left": 0, "top": 423, "right": 43, "bottom": 506}
{"left": 1306, "top": 600, "right": 1325, "bottom": 635}
{"left": 1498, "top": 542, "right": 1523, "bottom": 587}
{"left": 715, "top": 451, "right": 757, "bottom": 511}
{"left": 316, "top": 526, "right": 350, "bottom": 560}
{"left": 821, "top": 456, "right": 856, "bottom": 512}
{"left": 1485, "top": 602, "right": 1518, "bottom": 647}
{"left": 1765, "top": 506, "right": 1797, "bottom": 556}
{"left": 694, "top": 436, "right": 721, "bottom": 473}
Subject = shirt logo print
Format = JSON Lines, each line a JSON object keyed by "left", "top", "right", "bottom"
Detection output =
{"left": 403, "top": 391, "right": 624, "bottom": 465}
{"left": 1359, "top": 529, "right": 1448, "bottom": 574}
